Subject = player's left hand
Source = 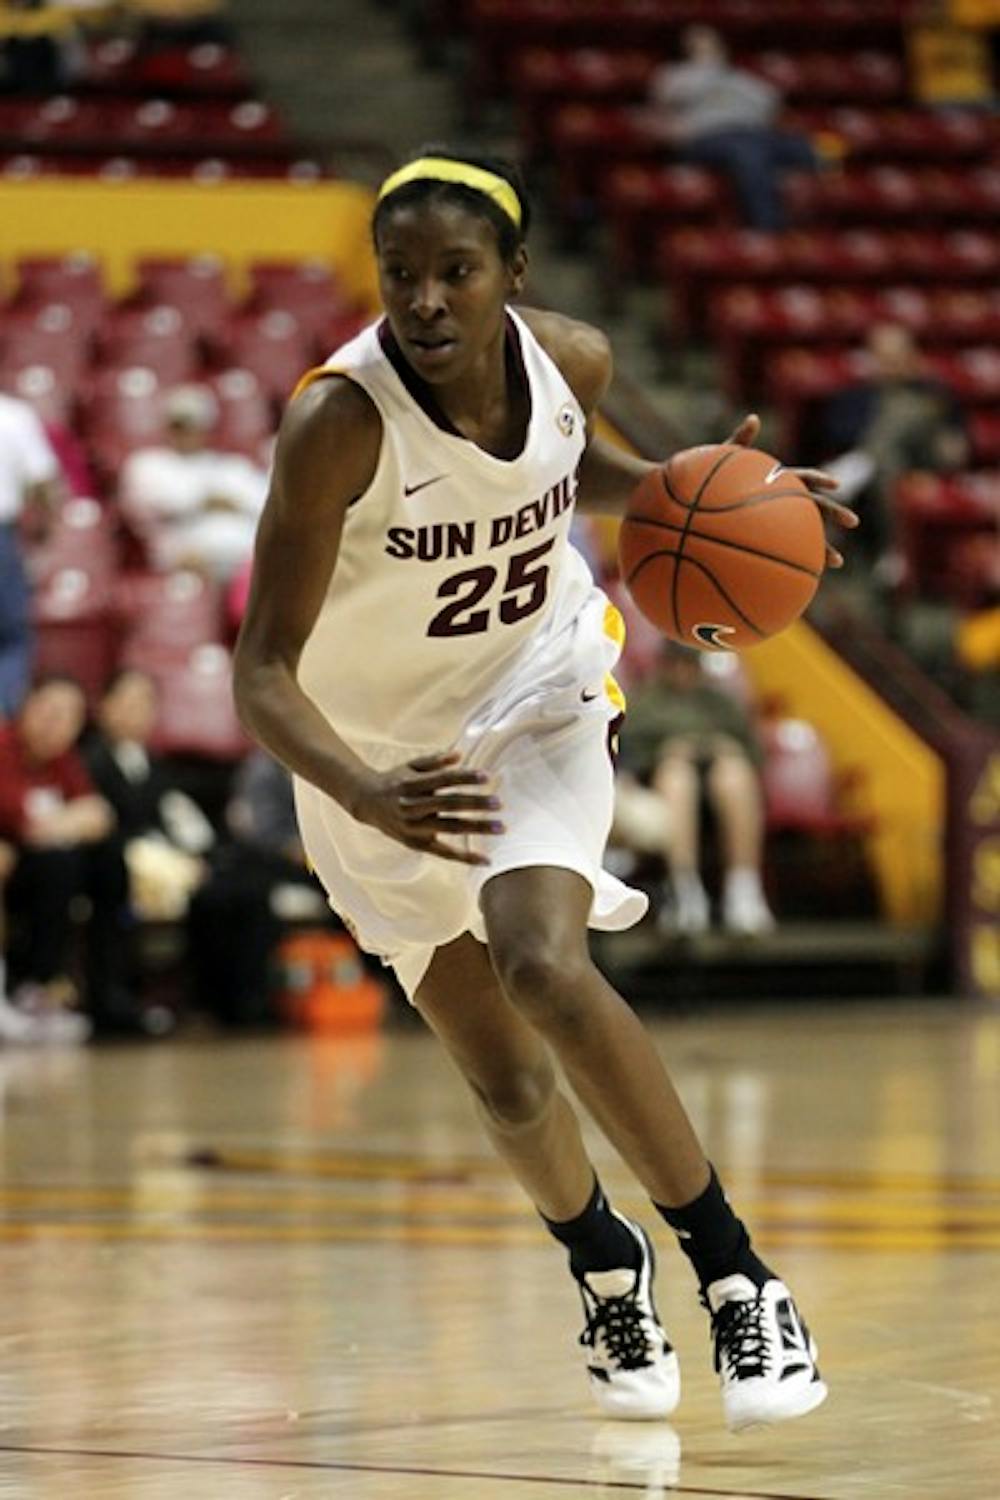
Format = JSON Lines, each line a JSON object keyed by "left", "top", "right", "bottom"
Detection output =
{"left": 726, "top": 413, "right": 859, "bottom": 570}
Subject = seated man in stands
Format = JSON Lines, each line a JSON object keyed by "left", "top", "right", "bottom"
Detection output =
{"left": 616, "top": 642, "right": 774, "bottom": 937}
{"left": 821, "top": 322, "right": 969, "bottom": 586}
{"left": 0, "top": 674, "right": 134, "bottom": 1039}
{"left": 645, "top": 24, "right": 818, "bottom": 232}
{"left": 119, "top": 383, "right": 268, "bottom": 584}
{"left": 82, "top": 668, "right": 214, "bottom": 923}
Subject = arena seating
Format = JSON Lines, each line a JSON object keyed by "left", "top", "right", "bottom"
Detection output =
{"left": 894, "top": 472, "right": 1000, "bottom": 605}
{"left": 709, "top": 286, "right": 1000, "bottom": 403}
{"left": 659, "top": 228, "right": 1000, "bottom": 340}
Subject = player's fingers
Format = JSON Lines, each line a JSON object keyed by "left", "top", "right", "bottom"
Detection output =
{"left": 400, "top": 769, "right": 491, "bottom": 796}
{"left": 424, "top": 816, "right": 505, "bottom": 837}
{"left": 407, "top": 752, "right": 461, "bottom": 773}
{"left": 825, "top": 543, "right": 845, "bottom": 570}
{"left": 813, "top": 495, "right": 859, "bottom": 528}
{"left": 793, "top": 467, "right": 838, "bottom": 490}
{"left": 399, "top": 793, "right": 501, "bottom": 818}
{"left": 724, "top": 413, "right": 760, "bottom": 447}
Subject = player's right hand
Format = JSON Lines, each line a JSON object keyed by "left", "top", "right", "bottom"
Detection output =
{"left": 353, "top": 752, "right": 505, "bottom": 866}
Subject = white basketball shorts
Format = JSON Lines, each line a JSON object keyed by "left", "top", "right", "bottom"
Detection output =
{"left": 293, "top": 591, "right": 649, "bottom": 999}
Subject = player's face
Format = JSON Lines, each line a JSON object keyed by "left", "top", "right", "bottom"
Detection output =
{"left": 376, "top": 200, "right": 527, "bottom": 385}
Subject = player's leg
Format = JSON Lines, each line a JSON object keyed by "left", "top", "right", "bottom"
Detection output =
{"left": 414, "top": 931, "right": 679, "bottom": 1419}
{"left": 704, "top": 746, "right": 774, "bottom": 934}
{"left": 482, "top": 865, "right": 826, "bottom": 1430}
{"left": 651, "top": 748, "right": 709, "bottom": 932}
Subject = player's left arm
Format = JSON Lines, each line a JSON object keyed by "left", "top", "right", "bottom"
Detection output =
{"left": 520, "top": 306, "right": 857, "bottom": 568}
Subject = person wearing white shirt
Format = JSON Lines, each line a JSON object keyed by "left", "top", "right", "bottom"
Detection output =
{"left": 118, "top": 383, "right": 268, "bottom": 583}
{"left": 0, "top": 392, "right": 62, "bottom": 720}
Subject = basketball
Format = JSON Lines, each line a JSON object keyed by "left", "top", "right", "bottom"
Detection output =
{"left": 618, "top": 444, "right": 826, "bottom": 651}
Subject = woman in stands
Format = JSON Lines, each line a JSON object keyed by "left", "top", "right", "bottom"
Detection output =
{"left": 234, "top": 147, "right": 854, "bottom": 1431}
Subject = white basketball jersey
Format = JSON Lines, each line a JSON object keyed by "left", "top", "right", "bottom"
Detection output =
{"left": 297, "top": 308, "right": 598, "bottom": 751}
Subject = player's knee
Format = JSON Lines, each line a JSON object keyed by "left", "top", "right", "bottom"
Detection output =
{"left": 492, "top": 937, "right": 593, "bottom": 1035}
{"left": 472, "top": 1057, "right": 556, "bottom": 1132}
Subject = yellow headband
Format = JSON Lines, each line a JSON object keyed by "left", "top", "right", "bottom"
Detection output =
{"left": 376, "top": 156, "right": 522, "bottom": 229}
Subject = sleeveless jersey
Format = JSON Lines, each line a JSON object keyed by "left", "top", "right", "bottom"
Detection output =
{"left": 296, "top": 308, "right": 597, "bottom": 752}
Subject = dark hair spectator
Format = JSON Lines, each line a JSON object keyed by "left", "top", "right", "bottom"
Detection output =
{"left": 0, "top": 674, "right": 131, "bottom": 1039}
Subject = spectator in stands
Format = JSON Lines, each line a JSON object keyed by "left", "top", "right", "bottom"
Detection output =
{"left": 0, "top": 674, "right": 133, "bottom": 1040}
{"left": 0, "top": 390, "right": 63, "bottom": 720}
{"left": 646, "top": 25, "right": 818, "bottom": 232}
{"left": 119, "top": 383, "right": 268, "bottom": 584}
{"left": 0, "top": 0, "right": 73, "bottom": 93}
{"left": 617, "top": 642, "right": 773, "bottom": 936}
{"left": 186, "top": 749, "right": 331, "bottom": 1027}
{"left": 82, "top": 668, "right": 214, "bottom": 922}
{"left": 821, "top": 323, "right": 970, "bottom": 584}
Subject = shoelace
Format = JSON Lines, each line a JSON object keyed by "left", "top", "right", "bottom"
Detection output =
{"left": 581, "top": 1290, "right": 654, "bottom": 1372}
{"left": 713, "top": 1297, "right": 770, "bottom": 1381}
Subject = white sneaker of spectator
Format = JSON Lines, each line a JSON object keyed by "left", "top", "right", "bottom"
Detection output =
{"left": 722, "top": 870, "right": 775, "bottom": 936}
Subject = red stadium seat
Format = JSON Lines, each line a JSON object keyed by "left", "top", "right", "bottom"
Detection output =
{"left": 132, "top": 256, "right": 230, "bottom": 338}
{"left": 895, "top": 472, "right": 1000, "bottom": 606}
{"left": 602, "top": 163, "right": 731, "bottom": 278}
{"left": 209, "top": 367, "right": 276, "bottom": 460}
{"left": 246, "top": 260, "right": 352, "bottom": 318}
{"left": 659, "top": 229, "right": 1000, "bottom": 340}
{"left": 29, "top": 496, "right": 119, "bottom": 594}
{"left": 133, "top": 44, "right": 255, "bottom": 99}
{"left": 215, "top": 310, "right": 315, "bottom": 403}
{"left": 116, "top": 569, "right": 225, "bottom": 663}
{"left": 0, "top": 363, "right": 74, "bottom": 426}
{"left": 786, "top": 166, "right": 1000, "bottom": 227}
{"left": 0, "top": 96, "right": 112, "bottom": 144}
{"left": 29, "top": 497, "right": 120, "bottom": 701}
{"left": 194, "top": 99, "right": 289, "bottom": 149}
{"left": 786, "top": 108, "right": 998, "bottom": 166}
{"left": 11, "top": 253, "right": 106, "bottom": 323}
{"left": 745, "top": 50, "right": 905, "bottom": 105}
{"left": 82, "top": 366, "right": 165, "bottom": 474}
{"left": 97, "top": 304, "right": 200, "bottom": 384}
{"left": 709, "top": 285, "right": 1000, "bottom": 401}
{"left": 146, "top": 643, "right": 248, "bottom": 760}
{"left": 0, "top": 302, "right": 93, "bottom": 383}
{"left": 761, "top": 718, "right": 861, "bottom": 837}
{"left": 969, "top": 410, "right": 1000, "bottom": 466}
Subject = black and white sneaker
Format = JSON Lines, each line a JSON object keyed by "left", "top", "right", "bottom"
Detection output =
{"left": 707, "top": 1274, "right": 828, "bottom": 1432}
{"left": 577, "top": 1216, "right": 681, "bottom": 1421}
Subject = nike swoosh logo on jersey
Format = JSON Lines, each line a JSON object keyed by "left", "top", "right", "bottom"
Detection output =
{"left": 763, "top": 461, "right": 785, "bottom": 485}
{"left": 403, "top": 475, "right": 448, "bottom": 497}
{"left": 581, "top": 688, "right": 600, "bottom": 703}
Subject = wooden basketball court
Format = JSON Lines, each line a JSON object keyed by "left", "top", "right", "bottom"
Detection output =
{"left": 1, "top": 998, "right": 997, "bottom": 1498}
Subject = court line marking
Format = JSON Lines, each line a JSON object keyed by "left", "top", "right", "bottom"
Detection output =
{"left": 1, "top": 1219, "right": 1000, "bottom": 1250}
{"left": 0, "top": 1443, "right": 832, "bottom": 1499}
{"left": 150, "top": 1146, "right": 1000, "bottom": 1198}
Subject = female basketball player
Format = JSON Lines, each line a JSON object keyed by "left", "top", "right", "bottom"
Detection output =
{"left": 233, "top": 149, "right": 855, "bottom": 1433}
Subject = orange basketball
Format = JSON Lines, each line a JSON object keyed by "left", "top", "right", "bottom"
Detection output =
{"left": 618, "top": 444, "right": 826, "bottom": 651}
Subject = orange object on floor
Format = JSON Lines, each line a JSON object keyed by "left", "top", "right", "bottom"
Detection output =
{"left": 275, "top": 930, "right": 385, "bottom": 1033}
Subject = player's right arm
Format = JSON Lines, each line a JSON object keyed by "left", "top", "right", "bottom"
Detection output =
{"left": 233, "top": 377, "right": 499, "bottom": 866}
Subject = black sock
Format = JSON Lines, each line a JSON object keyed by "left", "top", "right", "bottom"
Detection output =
{"left": 542, "top": 1177, "right": 641, "bottom": 1281}
{"left": 655, "top": 1165, "right": 772, "bottom": 1292}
